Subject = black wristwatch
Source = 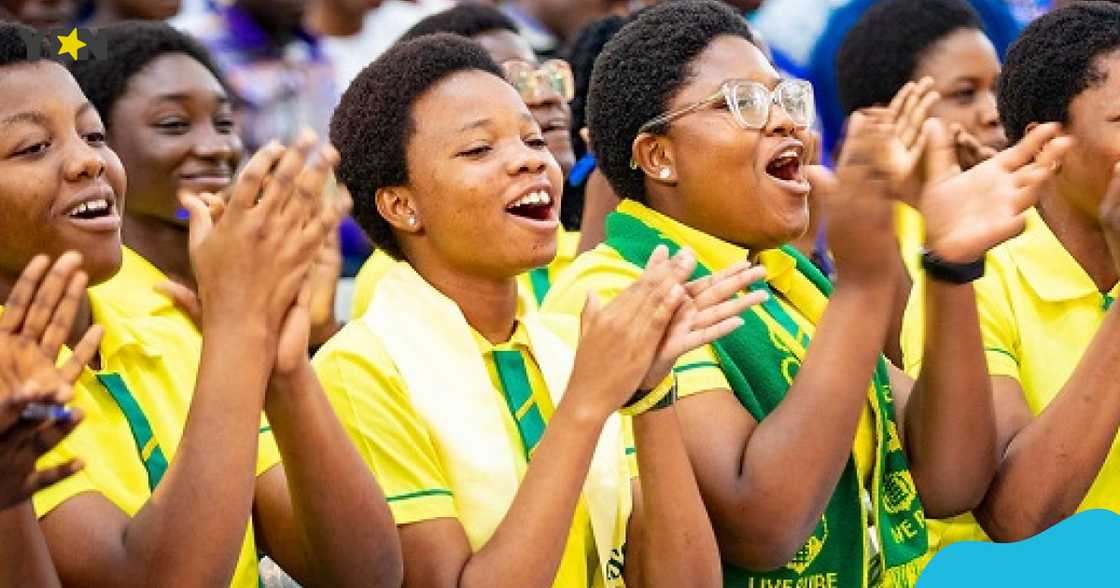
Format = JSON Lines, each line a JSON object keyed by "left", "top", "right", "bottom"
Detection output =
{"left": 920, "top": 248, "right": 985, "bottom": 284}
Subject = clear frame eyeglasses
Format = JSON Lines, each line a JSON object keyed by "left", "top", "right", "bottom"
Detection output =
{"left": 638, "top": 78, "right": 815, "bottom": 134}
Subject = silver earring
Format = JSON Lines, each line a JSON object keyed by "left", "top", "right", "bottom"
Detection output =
{"left": 659, "top": 168, "right": 671, "bottom": 180}
{"left": 408, "top": 216, "right": 417, "bottom": 226}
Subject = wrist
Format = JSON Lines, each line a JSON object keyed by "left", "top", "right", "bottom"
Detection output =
{"left": 621, "top": 374, "right": 677, "bottom": 417}
{"left": 920, "top": 247, "right": 985, "bottom": 284}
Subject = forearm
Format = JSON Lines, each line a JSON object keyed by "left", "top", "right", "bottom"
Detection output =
{"left": 458, "top": 399, "right": 606, "bottom": 588}
{"left": 124, "top": 324, "right": 272, "bottom": 584}
{"left": 723, "top": 282, "right": 897, "bottom": 567}
{"left": 630, "top": 409, "right": 720, "bottom": 588}
{"left": 0, "top": 503, "right": 59, "bottom": 588}
{"left": 906, "top": 279, "right": 997, "bottom": 517}
{"left": 263, "top": 360, "right": 402, "bottom": 588}
{"left": 976, "top": 310, "right": 1120, "bottom": 540}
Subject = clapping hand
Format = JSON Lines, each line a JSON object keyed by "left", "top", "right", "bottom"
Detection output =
{"left": 0, "top": 253, "right": 102, "bottom": 509}
{"left": 918, "top": 122, "right": 1072, "bottom": 263}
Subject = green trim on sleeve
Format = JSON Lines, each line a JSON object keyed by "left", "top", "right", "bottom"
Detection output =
{"left": 386, "top": 488, "right": 454, "bottom": 503}
{"left": 259, "top": 426, "right": 272, "bottom": 434}
{"left": 984, "top": 346, "right": 1020, "bottom": 366}
{"left": 673, "top": 361, "right": 721, "bottom": 374}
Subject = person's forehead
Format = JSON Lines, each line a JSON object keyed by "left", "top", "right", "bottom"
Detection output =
{"left": 411, "top": 69, "right": 531, "bottom": 136}
{"left": 473, "top": 29, "right": 536, "bottom": 66}
{"left": 1, "top": 61, "right": 86, "bottom": 114}
{"left": 124, "top": 53, "right": 227, "bottom": 101}
{"left": 672, "top": 35, "right": 777, "bottom": 103}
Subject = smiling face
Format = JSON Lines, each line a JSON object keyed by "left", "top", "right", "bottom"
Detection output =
{"left": 914, "top": 27, "right": 1006, "bottom": 151}
{"left": 649, "top": 35, "right": 811, "bottom": 250}
{"left": 0, "top": 61, "right": 126, "bottom": 284}
{"left": 106, "top": 53, "right": 242, "bottom": 227}
{"left": 473, "top": 29, "right": 576, "bottom": 177}
{"left": 397, "top": 69, "right": 564, "bottom": 277}
{"left": 1055, "top": 50, "right": 1120, "bottom": 222}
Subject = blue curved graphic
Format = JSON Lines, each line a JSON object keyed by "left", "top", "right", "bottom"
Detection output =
{"left": 918, "top": 509, "right": 1120, "bottom": 586}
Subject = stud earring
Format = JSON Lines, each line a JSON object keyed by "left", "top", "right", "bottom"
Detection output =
{"left": 659, "top": 168, "right": 671, "bottom": 180}
{"left": 408, "top": 216, "right": 417, "bottom": 226}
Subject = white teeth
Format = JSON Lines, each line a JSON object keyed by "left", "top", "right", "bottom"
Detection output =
{"left": 68, "top": 198, "right": 110, "bottom": 217}
{"left": 508, "top": 190, "right": 552, "bottom": 210}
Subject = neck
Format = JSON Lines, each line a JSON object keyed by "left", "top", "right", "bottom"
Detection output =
{"left": 646, "top": 190, "right": 771, "bottom": 252}
{"left": 305, "top": 0, "right": 363, "bottom": 36}
{"left": 1038, "top": 184, "right": 1118, "bottom": 292}
{"left": 123, "top": 214, "right": 195, "bottom": 290}
{"left": 0, "top": 268, "right": 97, "bottom": 355}
{"left": 405, "top": 246, "right": 519, "bottom": 344}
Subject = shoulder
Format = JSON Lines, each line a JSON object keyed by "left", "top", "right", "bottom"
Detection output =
{"left": 543, "top": 244, "right": 642, "bottom": 315}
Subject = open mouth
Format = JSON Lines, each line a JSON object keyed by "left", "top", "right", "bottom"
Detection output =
{"left": 766, "top": 148, "right": 803, "bottom": 182}
{"left": 65, "top": 197, "right": 114, "bottom": 221}
{"left": 506, "top": 189, "right": 554, "bottom": 222}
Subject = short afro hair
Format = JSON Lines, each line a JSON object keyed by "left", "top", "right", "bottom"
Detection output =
{"left": 999, "top": 1, "right": 1120, "bottom": 144}
{"left": 398, "top": 3, "right": 517, "bottom": 43}
{"left": 587, "top": 0, "right": 754, "bottom": 202}
{"left": 331, "top": 33, "right": 503, "bottom": 260}
{"left": 66, "top": 21, "right": 226, "bottom": 131}
{"left": 0, "top": 21, "right": 45, "bottom": 67}
{"left": 836, "top": 0, "right": 981, "bottom": 115}
{"left": 567, "top": 14, "right": 625, "bottom": 161}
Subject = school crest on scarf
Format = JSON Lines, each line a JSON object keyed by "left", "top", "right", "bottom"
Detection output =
{"left": 604, "top": 209, "right": 928, "bottom": 588}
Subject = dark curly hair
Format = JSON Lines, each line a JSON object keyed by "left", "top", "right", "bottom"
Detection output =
{"left": 567, "top": 14, "right": 626, "bottom": 160}
{"left": 0, "top": 21, "right": 45, "bottom": 67}
{"left": 587, "top": 0, "right": 754, "bottom": 202}
{"left": 331, "top": 33, "right": 503, "bottom": 260}
{"left": 836, "top": 0, "right": 981, "bottom": 115}
{"left": 999, "top": 1, "right": 1120, "bottom": 144}
{"left": 66, "top": 21, "right": 226, "bottom": 131}
{"left": 398, "top": 3, "right": 517, "bottom": 43}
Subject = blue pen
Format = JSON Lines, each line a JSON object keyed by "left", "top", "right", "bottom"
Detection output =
{"left": 20, "top": 402, "right": 74, "bottom": 422}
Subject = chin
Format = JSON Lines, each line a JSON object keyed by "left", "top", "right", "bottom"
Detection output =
{"left": 85, "top": 249, "right": 124, "bottom": 286}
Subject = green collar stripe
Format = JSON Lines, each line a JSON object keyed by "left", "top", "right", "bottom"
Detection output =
{"left": 603, "top": 211, "right": 927, "bottom": 587}
{"left": 1104, "top": 294, "right": 1115, "bottom": 312}
{"left": 96, "top": 373, "right": 168, "bottom": 491}
{"left": 493, "top": 349, "right": 547, "bottom": 459}
{"left": 528, "top": 267, "right": 551, "bottom": 305}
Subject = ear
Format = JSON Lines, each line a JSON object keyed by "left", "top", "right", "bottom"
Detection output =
{"left": 632, "top": 132, "right": 678, "bottom": 185}
{"left": 375, "top": 186, "right": 422, "bottom": 234}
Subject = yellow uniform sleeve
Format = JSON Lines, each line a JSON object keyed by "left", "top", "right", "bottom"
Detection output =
{"left": 973, "top": 269, "right": 1022, "bottom": 380}
{"left": 314, "top": 324, "right": 457, "bottom": 525}
{"left": 901, "top": 270, "right": 1021, "bottom": 380}
{"left": 32, "top": 435, "right": 98, "bottom": 517}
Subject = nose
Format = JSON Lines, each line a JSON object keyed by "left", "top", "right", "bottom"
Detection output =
{"left": 978, "top": 89, "right": 1000, "bottom": 128}
{"left": 763, "top": 98, "right": 797, "bottom": 137}
{"left": 193, "top": 125, "right": 241, "bottom": 163}
{"left": 507, "top": 140, "right": 550, "bottom": 176}
{"left": 63, "top": 135, "right": 106, "bottom": 182}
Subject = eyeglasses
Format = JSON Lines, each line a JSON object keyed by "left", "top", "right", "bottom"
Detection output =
{"left": 638, "top": 79, "right": 815, "bottom": 134}
{"left": 502, "top": 59, "right": 575, "bottom": 104}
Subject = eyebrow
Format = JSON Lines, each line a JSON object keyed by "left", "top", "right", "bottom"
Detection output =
{"left": 152, "top": 92, "right": 231, "bottom": 104}
{"left": 1, "top": 102, "right": 97, "bottom": 129}
{"left": 455, "top": 112, "right": 534, "bottom": 133}
{"left": 0, "top": 111, "right": 49, "bottom": 128}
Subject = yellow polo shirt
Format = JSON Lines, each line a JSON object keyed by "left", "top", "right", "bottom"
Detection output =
{"left": 542, "top": 200, "right": 876, "bottom": 485}
{"left": 88, "top": 246, "right": 198, "bottom": 334}
{"left": 349, "top": 228, "right": 581, "bottom": 320}
{"left": 895, "top": 203, "right": 925, "bottom": 282}
{"left": 314, "top": 308, "right": 610, "bottom": 587}
{"left": 29, "top": 289, "right": 281, "bottom": 587}
{"left": 901, "top": 207, "right": 1120, "bottom": 549}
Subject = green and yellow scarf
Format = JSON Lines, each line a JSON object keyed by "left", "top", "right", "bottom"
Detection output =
{"left": 604, "top": 209, "right": 927, "bottom": 588}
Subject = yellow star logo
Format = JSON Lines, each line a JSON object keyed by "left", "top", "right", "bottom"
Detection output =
{"left": 56, "top": 28, "right": 86, "bottom": 61}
